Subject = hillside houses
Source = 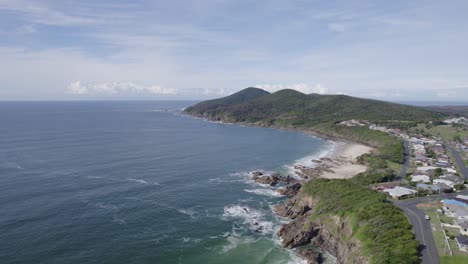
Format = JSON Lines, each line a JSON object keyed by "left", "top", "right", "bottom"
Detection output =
{"left": 443, "top": 117, "right": 468, "bottom": 125}
{"left": 338, "top": 119, "right": 367, "bottom": 127}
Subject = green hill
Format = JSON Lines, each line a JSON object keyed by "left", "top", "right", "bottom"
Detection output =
{"left": 185, "top": 87, "right": 446, "bottom": 164}
{"left": 185, "top": 87, "right": 445, "bottom": 126}
{"left": 185, "top": 87, "right": 270, "bottom": 116}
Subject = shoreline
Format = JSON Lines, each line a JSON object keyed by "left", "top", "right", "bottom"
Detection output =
{"left": 182, "top": 112, "right": 374, "bottom": 179}
{"left": 182, "top": 112, "right": 374, "bottom": 263}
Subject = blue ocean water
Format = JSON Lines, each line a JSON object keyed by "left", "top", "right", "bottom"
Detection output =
{"left": 0, "top": 101, "right": 332, "bottom": 264}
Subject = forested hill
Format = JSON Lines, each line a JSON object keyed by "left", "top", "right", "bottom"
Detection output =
{"left": 185, "top": 87, "right": 445, "bottom": 126}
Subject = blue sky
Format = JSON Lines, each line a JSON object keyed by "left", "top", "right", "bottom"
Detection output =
{"left": 0, "top": 0, "right": 467, "bottom": 101}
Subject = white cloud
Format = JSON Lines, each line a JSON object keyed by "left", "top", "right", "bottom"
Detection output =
{"left": 67, "top": 81, "right": 177, "bottom": 95}
{"left": 0, "top": 0, "right": 99, "bottom": 26}
{"left": 17, "top": 24, "right": 36, "bottom": 34}
{"left": 255, "top": 83, "right": 329, "bottom": 94}
{"left": 327, "top": 23, "right": 350, "bottom": 32}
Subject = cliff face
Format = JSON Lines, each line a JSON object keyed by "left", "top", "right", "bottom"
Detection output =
{"left": 275, "top": 193, "right": 370, "bottom": 264}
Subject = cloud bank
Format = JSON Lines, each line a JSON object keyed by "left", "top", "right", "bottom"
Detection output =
{"left": 255, "top": 83, "right": 329, "bottom": 94}
{"left": 67, "top": 81, "right": 177, "bottom": 95}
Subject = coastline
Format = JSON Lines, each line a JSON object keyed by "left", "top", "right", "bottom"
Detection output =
{"left": 182, "top": 112, "right": 373, "bottom": 263}
{"left": 319, "top": 142, "right": 373, "bottom": 179}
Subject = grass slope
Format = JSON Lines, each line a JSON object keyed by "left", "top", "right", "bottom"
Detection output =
{"left": 303, "top": 179, "right": 419, "bottom": 264}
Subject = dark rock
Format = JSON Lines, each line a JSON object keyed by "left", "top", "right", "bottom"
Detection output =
{"left": 253, "top": 173, "right": 298, "bottom": 186}
{"left": 274, "top": 196, "right": 311, "bottom": 219}
{"left": 278, "top": 183, "right": 302, "bottom": 196}
{"left": 252, "top": 171, "right": 264, "bottom": 177}
{"left": 277, "top": 211, "right": 318, "bottom": 248}
{"left": 297, "top": 249, "right": 322, "bottom": 264}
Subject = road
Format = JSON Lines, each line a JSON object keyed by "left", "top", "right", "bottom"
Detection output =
{"left": 394, "top": 191, "right": 468, "bottom": 264}
{"left": 447, "top": 145, "right": 468, "bottom": 181}
{"left": 398, "top": 140, "right": 410, "bottom": 179}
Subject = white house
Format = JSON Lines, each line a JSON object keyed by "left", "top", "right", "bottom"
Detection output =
{"left": 411, "top": 175, "right": 431, "bottom": 183}
{"left": 383, "top": 187, "right": 416, "bottom": 199}
{"left": 433, "top": 179, "right": 456, "bottom": 188}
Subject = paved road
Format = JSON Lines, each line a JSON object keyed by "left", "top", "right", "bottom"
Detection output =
{"left": 394, "top": 191, "right": 468, "bottom": 264}
{"left": 398, "top": 140, "right": 410, "bottom": 179}
{"left": 447, "top": 145, "right": 468, "bottom": 181}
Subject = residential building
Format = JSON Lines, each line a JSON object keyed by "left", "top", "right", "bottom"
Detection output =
{"left": 455, "top": 236, "right": 468, "bottom": 252}
{"left": 383, "top": 187, "right": 416, "bottom": 199}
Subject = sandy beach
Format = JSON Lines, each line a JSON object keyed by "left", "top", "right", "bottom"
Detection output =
{"left": 295, "top": 142, "right": 374, "bottom": 179}
{"left": 321, "top": 143, "right": 374, "bottom": 179}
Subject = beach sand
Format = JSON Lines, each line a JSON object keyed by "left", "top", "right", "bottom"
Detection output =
{"left": 320, "top": 143, "right": 374, "bottom": 179}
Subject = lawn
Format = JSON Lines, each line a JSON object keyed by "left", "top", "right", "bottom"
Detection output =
{"left": 424, "top": 207, "right": 468, "bottom": 262}
{"left": 411, "top": 124, "right": 468, "bottom": 141}
{"left": 386, "top": 160, "right": 402, "bottom": 173}
{"left": 425, "top": 209, "right": 450, "bottom": 255}
{"left": 440, "top": 255, "right": 468, "bottom": 264}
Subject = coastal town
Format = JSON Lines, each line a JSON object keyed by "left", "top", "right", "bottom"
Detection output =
{"left": 340, "top": 117, "right": 468, "bottom": 261}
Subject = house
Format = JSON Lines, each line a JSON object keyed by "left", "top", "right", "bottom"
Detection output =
{"left": 435, "top": 183, "right": 453, "bottom": 193}
{"left": 435, "top": 161, "right": 450, "bottom": 168}
{"left": 339, "top": 119, "right": 366, "bottom": 127}
{"left": 383, "top": 187, "right": 416, "bottom": 199}
{"left": 456, "top": 195, "right": 468, "bottom": 202}
{"left": 415, "top": 155, "right": 428, "bottom": 163}
{"left": 434, "top": 179, "right": 456, "bottom": 188}
{"left": 441, "top": 199, "right": 468, "bottom": 235}
{"left": 416, "top": 166, "right": 438, "bottom": 172}
{"left": 373, "top": 182, "right": 401, "bottom": 191}
{"left": 411, "top": 175, "right": 431, "bottom": 183}
{"left": 440, "top": 175, "right": 463, "bottom": 184}
{"left": 369, "top": 125, "right": 387, "bottom": 132}
{"left": 416, "top": 183, "right": 441, "bottom": 194}
{"left": 444, "top": 117, "right": 468, "bottom": 124}
{"left": 446, "top": 168, "right": 457, "bottom": 174}
{"left": 455, "top": 236, "right": 468, "bottom": 252}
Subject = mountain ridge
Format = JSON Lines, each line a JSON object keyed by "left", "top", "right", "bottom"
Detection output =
{"left": 185, "top": 87, "right": 446, "bottom": 125}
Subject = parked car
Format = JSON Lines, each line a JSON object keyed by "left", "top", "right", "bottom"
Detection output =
{"left": 425, "top": 215, "right": 430, "bottom": 220}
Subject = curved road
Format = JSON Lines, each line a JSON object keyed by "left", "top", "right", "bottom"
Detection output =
{"left": 394, "top": 191, "right": 468, "bottom": 264}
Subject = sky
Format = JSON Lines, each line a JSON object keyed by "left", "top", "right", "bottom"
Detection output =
{"left": 0, "top": 0, "right": 467, "bottom": 101}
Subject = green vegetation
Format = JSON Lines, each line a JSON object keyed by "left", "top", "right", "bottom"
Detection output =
{"left": 186, "top": 87, "right": 432, "bottom": 164}
{"left": 410, "top": 124, "right": 468, "bottom": 141}
{"left": 312, "top": 123, "right": 405, "bottom": 163}
{"left": 302, "top": 179, "right": 419, "bottom": 264}
{"left": 355, "top": 153, "right": 395, "bottom": 185}
{"left": 185, "top": 88, "right": 450, "bottom": 263}
{"left": 440, "top": 255, "right": 468, "bottom": 264}
{"left": 186, "top": 88, "right": 445, "bottom": 125}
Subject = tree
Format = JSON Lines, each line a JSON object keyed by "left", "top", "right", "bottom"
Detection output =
{"left": 434, "top": 168, "right": 443, "bottom": 177}
{"left": 454, "top": 183, "right": 466, "bottom": 191}
{"left": 453, "top": 134, "right": 462, "bottom": 142}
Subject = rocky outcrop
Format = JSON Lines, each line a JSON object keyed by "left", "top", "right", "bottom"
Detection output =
{"left": 278, "top": 183, "right": 302, "bottom": 196}
{"left": 252, "top": 172, "right": 298, "bottom": 186}
{"left": 297, "top": 249, "right": 322, "bottom": 264}
{"left": 274, "top": 193, "right": 312, "bottom": 219}
{"left": 275, "top": 193, "right": 369, "bottom": 264}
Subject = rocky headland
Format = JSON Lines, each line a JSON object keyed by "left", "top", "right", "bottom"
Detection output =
{"left": 274, "top": 193, "right": 369, "bottom": 264}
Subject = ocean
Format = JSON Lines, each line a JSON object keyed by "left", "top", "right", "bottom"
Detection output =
{"left": 0, "top": 101, "right": 334, "bottom": 264}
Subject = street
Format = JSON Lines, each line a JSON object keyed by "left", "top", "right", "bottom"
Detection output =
{"left": 447, "top": 145, "right": 468, "bottom": 181}
{"left": 398, "top": 140, "right": 410, "bottom": 179}
{"left": 394, "top": 191, "right": 468, "bottom": 264}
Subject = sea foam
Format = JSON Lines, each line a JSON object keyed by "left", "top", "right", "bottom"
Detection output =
{"left": 223, "top": 205, "right": 274, "bottom": 235}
